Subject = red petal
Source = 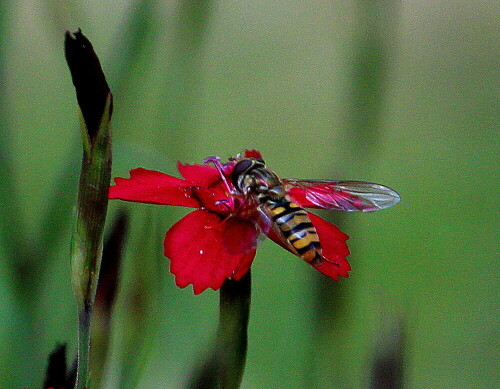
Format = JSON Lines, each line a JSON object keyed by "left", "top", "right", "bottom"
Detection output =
{"left": 266, "top": 212, "right": 350, "bottom": 280}
{"left": 221, "top": 216, "right": 259, "bottom": 255}
{"left": 244, "top": 149, "right": 263, "bottom": 159}
{"left": 109, "top": 168, "right": 201, "bottom": 207}
{"left": 177, "top": 162, "right": 221, "bottom": 186}
{"left": 177, "top": 162, "right": 236, "bottom": 213}
{"left": 164, "top": 210, "right": 255, "bottom": 294}
{"left": 308, "top": 213, "right": 350, "bottom": 279}
{"left": 191, "top": 186, "right": 233, "bottom": 215}
{"left": 232, "top": 249, "right": 256, "bottom": 281}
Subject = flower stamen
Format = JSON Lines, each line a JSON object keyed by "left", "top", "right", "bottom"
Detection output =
{"left": 204, "top": 156, "right": 236, "bottom": 195}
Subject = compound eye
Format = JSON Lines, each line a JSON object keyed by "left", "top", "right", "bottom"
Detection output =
{"left": 232, "top": 159, "right": 253, "bottom": 179}
{"left": 231, "top": 159, "right": 254, "bottom": 188}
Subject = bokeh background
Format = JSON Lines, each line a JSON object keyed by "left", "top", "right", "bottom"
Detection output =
{"left": 0, "top": 1, "right": 498, "bottom": 388}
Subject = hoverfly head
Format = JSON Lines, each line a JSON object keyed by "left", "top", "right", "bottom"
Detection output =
{"left": 231, "top": 157, "right": 266, "bottom": 193}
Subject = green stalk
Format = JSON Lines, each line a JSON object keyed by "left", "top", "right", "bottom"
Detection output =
{"left": 75, "top": 309, "right": 91, "bottom": 389}
{"left": 187, "top": 271, "right": 251, "bottom": 389}
{"left": 70, "top": 95, "right": 112, "bottom": 389}
{"left": 217, "top": 270, "right": 251, "bottom": 388}
{"left": 70, "top": 94, "right": 112, "bottom": 389}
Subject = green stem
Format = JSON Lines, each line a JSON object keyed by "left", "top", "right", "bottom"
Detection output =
{"left": 217, "top": 271, "right": 251, "bottom": 389}
{"left": 75, "top": 307, "right": 92, "bottom": 389}
{"left": 187, "top": 271, "right": 251, "bottom": 389}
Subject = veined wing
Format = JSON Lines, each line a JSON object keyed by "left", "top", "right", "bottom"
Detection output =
{"left": 282, "top": 179, "right": 400, "bottom": 212}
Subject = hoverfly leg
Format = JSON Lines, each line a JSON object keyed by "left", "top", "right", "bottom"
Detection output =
{"left": 320, "top": 256, "right": 340, "bottom": 267}
{"left": 214, "top": 199, "right": 233, "bottom": 213}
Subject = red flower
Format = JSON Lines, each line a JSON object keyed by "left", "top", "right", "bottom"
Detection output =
{"left": 109, "top": 150, "right": 350, "bottom": 294}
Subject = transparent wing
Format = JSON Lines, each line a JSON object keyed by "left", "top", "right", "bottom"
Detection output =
{"left": 282, "top": 179, "right": 400, "bottom": 212}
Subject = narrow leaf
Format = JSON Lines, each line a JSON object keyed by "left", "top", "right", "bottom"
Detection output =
{"left": 91, "top": 210, "right": 129, "bottom": 388}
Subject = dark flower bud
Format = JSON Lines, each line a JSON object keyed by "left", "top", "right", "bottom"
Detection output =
{"left": 64, "top": 29, "right": 111, "bottom": 142}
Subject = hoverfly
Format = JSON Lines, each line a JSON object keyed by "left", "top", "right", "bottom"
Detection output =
{"left": 205, "top": 151, "right": 400, "bottom": 267}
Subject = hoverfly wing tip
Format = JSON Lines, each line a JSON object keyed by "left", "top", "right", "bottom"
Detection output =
{"left": 356, "top": 183, "right": 401, "bottom": 211}
{"left": 379, "top": 186, "right": 401, "bottom": 209}
{"left": 392, "top": 189, "right": 401, "bottom": 204}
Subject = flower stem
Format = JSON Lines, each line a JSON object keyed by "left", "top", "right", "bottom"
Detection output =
{"left": 75, "top": 308, "right": 92, "bottom": 389}
{"left": 217, "top": 271, "right": 251, "bottom": 388}
{"left": 187, "top": 271, "right": 251, "bottom": 389}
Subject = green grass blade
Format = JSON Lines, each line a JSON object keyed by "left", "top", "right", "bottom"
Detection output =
{"left": 0, "top": 1, "right": 27, "bottom": 271}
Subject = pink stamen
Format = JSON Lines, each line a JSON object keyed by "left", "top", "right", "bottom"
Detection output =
{"left": 204, "top": 155, "right": 234, "bottom": 194}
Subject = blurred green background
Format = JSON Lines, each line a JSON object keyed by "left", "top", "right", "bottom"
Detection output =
{"left": 0, "top": 1, "right": 498, "bottom": 388}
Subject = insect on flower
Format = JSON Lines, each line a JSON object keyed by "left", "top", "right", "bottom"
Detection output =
{"left": 109, "top": 150, "right": 400, "bottom": 294}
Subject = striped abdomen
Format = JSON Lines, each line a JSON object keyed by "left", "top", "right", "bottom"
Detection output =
{"left": 264, "top": 199, "right": 322, "bottom": 263}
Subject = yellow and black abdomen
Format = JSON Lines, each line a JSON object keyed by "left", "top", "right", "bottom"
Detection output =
{"left": 264, "top": 199, "right": 322, "bottom": 263}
